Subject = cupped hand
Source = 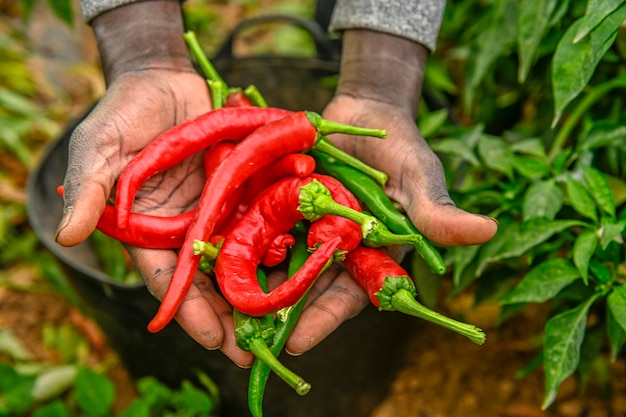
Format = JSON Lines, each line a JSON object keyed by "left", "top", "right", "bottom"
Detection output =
{"left": 283, "top": 94, "right": 499, "bottom": 355}
{"left": 54, "top": 68, "right": 259, "bottom": 366}
{"left": 321, "top": 94, "right": 498, "bottom": 247}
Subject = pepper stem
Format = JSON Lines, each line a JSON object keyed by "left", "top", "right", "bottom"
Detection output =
{"left": 244, "top": 85, "right": 269, "bottom": 108}
{"left": 298, "top": 180, "right": 429, "bottom": 252}
{"left": 313, "top": 141, "right": 388, "bottom": 187}
{"left": 305, "top": 112, "right": 387, "bottom": 138}
{"left": 247, "top": 338, "right": 311, "bottom": 396}
{"left": 183, "top": 31, "right": 228, "bottom": 87}
{"left": 387, "top": 288, "right": 486, "bottom": 345}
{"left": 193, "top": 240, "right": 219, "bottom": 259}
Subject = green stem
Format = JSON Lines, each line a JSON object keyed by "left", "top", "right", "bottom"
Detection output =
{"left": 305, "top": 112, "right": 387, "bottom": 138}
{"left": 314, "top": 139, "right": 389, "bottom": 187}
{"left": 247, "top": 338, "right": 311, "bottom": 396}
{"left": 183, "top": 31, "right": 227, "bottom": 87}
{"left": 549, "top": 76, "right": 626, "bottom": 160}
{"left": 192, "top": 239, "right": 219, "bottom": 259}
{"left": 208, "top": 80, "right": 225, "bottom": 109}
{"left": 298, "top": 180, "right": 427, "bottom": 251}
{"left": 244, "top": 85, "right": 269, "bottom": 108}
{"left": 389, "top": 289, "right": 486, "bottom": 345}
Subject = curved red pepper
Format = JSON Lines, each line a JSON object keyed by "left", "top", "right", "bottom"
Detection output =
{"left": 147, "top": 113, "right": 319, "bottom": 332}
{"left": 115, "top": 106, "right": 293, "bottom": 229}
{"left": 214, "top": 175, "right": 340, "bottom": 317}
{"left": 343, "top": 245, "right": 486, "bottom": 345}
{"left": 261, "top": 233, "right": 296, "bottom": 267}
{"left": 57, "top": 185, "right": 194, "bottom": 249}
{"left": 306, "top": 174, "right": 362, "bottom": 255}
{"left": 216, "top": 153, "right": 317, "bottom": 236}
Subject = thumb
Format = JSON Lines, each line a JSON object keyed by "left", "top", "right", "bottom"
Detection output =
{"left": 414, "top": 200, "right": 498, "bottom": 247}
{"left": 55, "top": 123, "right": 113, "bottom": 247}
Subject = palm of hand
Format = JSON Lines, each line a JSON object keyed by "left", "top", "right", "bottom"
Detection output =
{"left": 322, "top": 95, "right": 498, "bottom": 246}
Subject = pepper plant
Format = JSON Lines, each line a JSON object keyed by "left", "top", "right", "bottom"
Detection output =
{"left": 419, "top": 0, "right": 626, "bottom": 409}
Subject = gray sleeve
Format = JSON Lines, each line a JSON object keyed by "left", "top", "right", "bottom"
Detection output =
{"left": 328, "top": 0, "right": 446, "bottom": 51}
{"left": 79, "top": 0, "right": 145, "bottom": 22}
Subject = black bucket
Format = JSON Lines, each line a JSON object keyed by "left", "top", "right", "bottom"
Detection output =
{"left": 26, "top": 15, "right": 418, "bottom": 417}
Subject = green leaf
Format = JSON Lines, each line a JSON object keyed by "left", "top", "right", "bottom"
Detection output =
{"left": 522, "top": 179, "right": 563, "bottom": 221}
{"left": 45, "top": 0, "right": 74, "bottom": 26}
{"left": 542, "top": 294, "right": 598, "bottom": 409}
{"left": 477, "top": 134, "right": 515, "bottom": 178}
{"left": 31, "top": 365, "right": 77, "bottom": 403}
{"left": 581, "top": 123, "right": 626, "bottom": 151}
{"left": 608, "top": 285, "right": 626, "bottom": 333}
{"left": 582, "top": 165, "right": 616, "bottom": 217}
{"left": 500, "top": 258, "right": 580, "bottom": 305}
{"left": 607, "top": 303, "right": 626, "bottom": 362}
{"left": 464, "top": 0, "right": 516, "bottom": 111}
{"left": 512, "top": 155, "right": 550, "bottom": 179}
{"left": 32, "top": 399, "right": 70, "bottom": 417}
{"left": 431, "top": 137, "right": 481, "bottom": 166}
{"left": 516, "top": 0, "right": 559, "bottom": 82}
{"left": 577, "top": 324, "right": 604, "bottom": 389}
{"left": 418, "top": 107, "right": 449, "bottom": 139}
{"left": 599, "top": 218, "right": 625, "bottom": 249}
{"left": 450, "top": 245, "right": 480, "bottom": 287}
{"left": 589, "top": 258, "right": 612, "bottom": 283}
{"left": 74, "top": 367, "right": 115, "bottom": 417}
{"left": 551, "top": 3, "right": 626, "bottom": 125}
{"left": 476, "top": 217, "right": 520, "bottom": 275}
{"left": 511, "top": 137, "right": 548, "bottom": 158}
{"left": 491, "top": 218, "right": 585, "bottom": 261}
{"left": 0, "top": 327, "right": 33, "bottom": 361}
{"left": 573, "top": 0, "right": 626, "bottom": 43}
{"left": 572, "top": 229, "right": 598, "bottom": 284}
{"left": 565, "top": 174, "right": 598, "bottom": 221}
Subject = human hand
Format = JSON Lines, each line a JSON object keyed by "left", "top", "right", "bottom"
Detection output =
{"left": 53, "top": 1, "right": 259, "bottom": 366}
{"left": 283, "top": 30, "right": 498, "bottom": 356}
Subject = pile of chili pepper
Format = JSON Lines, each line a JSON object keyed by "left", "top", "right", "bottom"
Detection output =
{"left": 57, "top": 31, "right": 488, "bottom": 417}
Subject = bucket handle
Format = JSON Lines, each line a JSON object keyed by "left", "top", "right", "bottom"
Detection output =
{"left": 212, "top": 13, "right": 339, "bottom": 62}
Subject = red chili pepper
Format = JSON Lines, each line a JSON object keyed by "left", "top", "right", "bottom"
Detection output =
{"left": 306, "top": 174, "right": 362, "bottom": 255}
{"left": 57, "top": 185, "right": 193, "bottom": 249}
{"left": 115, "top": 106, "right": 293, "bottom": 229}
{"left": 224, "top": 88, "right": 255, "bottom": 108}
{"left": 343, "top": 245, "right": 486, "bottom": 345}
{"left": 213, "top": 175, "right": 341, "bottom": 317}
{"left": 261, "top": 233, "right": 296, "bottom": 267}
{"left": 147, "top": 112, "right": 384, "bottom": 332}
{"left": 216, "top": 153, "right": 317, "bottom": 236}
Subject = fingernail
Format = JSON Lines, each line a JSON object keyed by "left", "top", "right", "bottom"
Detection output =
{"left": 54, "top": 206, "right": 73, "bottom": 243}
{"left": 479, "top": 214, "right": 499, "bottom": 226}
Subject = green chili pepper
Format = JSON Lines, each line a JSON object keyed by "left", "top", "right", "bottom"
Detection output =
{"left": 248, "top": 222, "right": 312, "bottom": 417}
{"left": 298, "top": 179, "right": 447, "bottom": 275}
{"left": 233, "top": 265, "right": 310, "bottom": 397}
{"left": 312, "top": 150, "right": 446, "bottom": 275}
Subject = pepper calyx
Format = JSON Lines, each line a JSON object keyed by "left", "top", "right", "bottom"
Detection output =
{"left": 375, "top": 275, "right": 416, "bottom": 311}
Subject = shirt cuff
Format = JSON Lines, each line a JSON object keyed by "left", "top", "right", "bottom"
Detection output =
{"left": 328, "top": 0, "right": 446, "bottom": 51}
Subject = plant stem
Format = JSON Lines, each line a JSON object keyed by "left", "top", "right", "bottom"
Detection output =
{"left": 248, "top": 336, "right": 311, "bottom": 396}
{"left": 183, "top": 31, "right": 227, "bottom": 87}
{"left": 390, "top": 289, "right": 486, "bottom": 345}
{"left": 314, "top": 140, "right": 389, "bottom": 186}
{"left": 549, "top": 75, "right": 626, "bottom": 160}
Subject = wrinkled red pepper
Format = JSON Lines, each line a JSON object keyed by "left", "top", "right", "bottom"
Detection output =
{"left": 214, "top": 175, "right": 341, "bottom": 317}
{"left": 115, "top": 106, "right": 293, "bottom": 229}
{"left": 147, "top": 112, "right": 383, "bottom": 332}
{"left": 344, "top": 245, "right": 486, "bottom": 345}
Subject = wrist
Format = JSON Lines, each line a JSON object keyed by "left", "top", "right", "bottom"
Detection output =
{"left": 92, "top": 0, "right": 192, "bottom": 84}
{"left": 336, "top": 30, "right": 428, "bottom": 115}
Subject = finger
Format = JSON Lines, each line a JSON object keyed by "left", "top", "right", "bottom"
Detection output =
{"left": 285, "top": 270, "right": 368, "bottom": 355}
{"left": 55, "top": 122, "right": 114, "bottom": 247}
{"left": 413, "top": 201, "right": 499, "bottom": 247}
{"left": 128, "top": 246, "right": 226, "bottom": 350}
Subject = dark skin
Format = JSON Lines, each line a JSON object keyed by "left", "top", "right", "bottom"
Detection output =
{"left": 55, "top": 0, "right": 497, "bottom": 366}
